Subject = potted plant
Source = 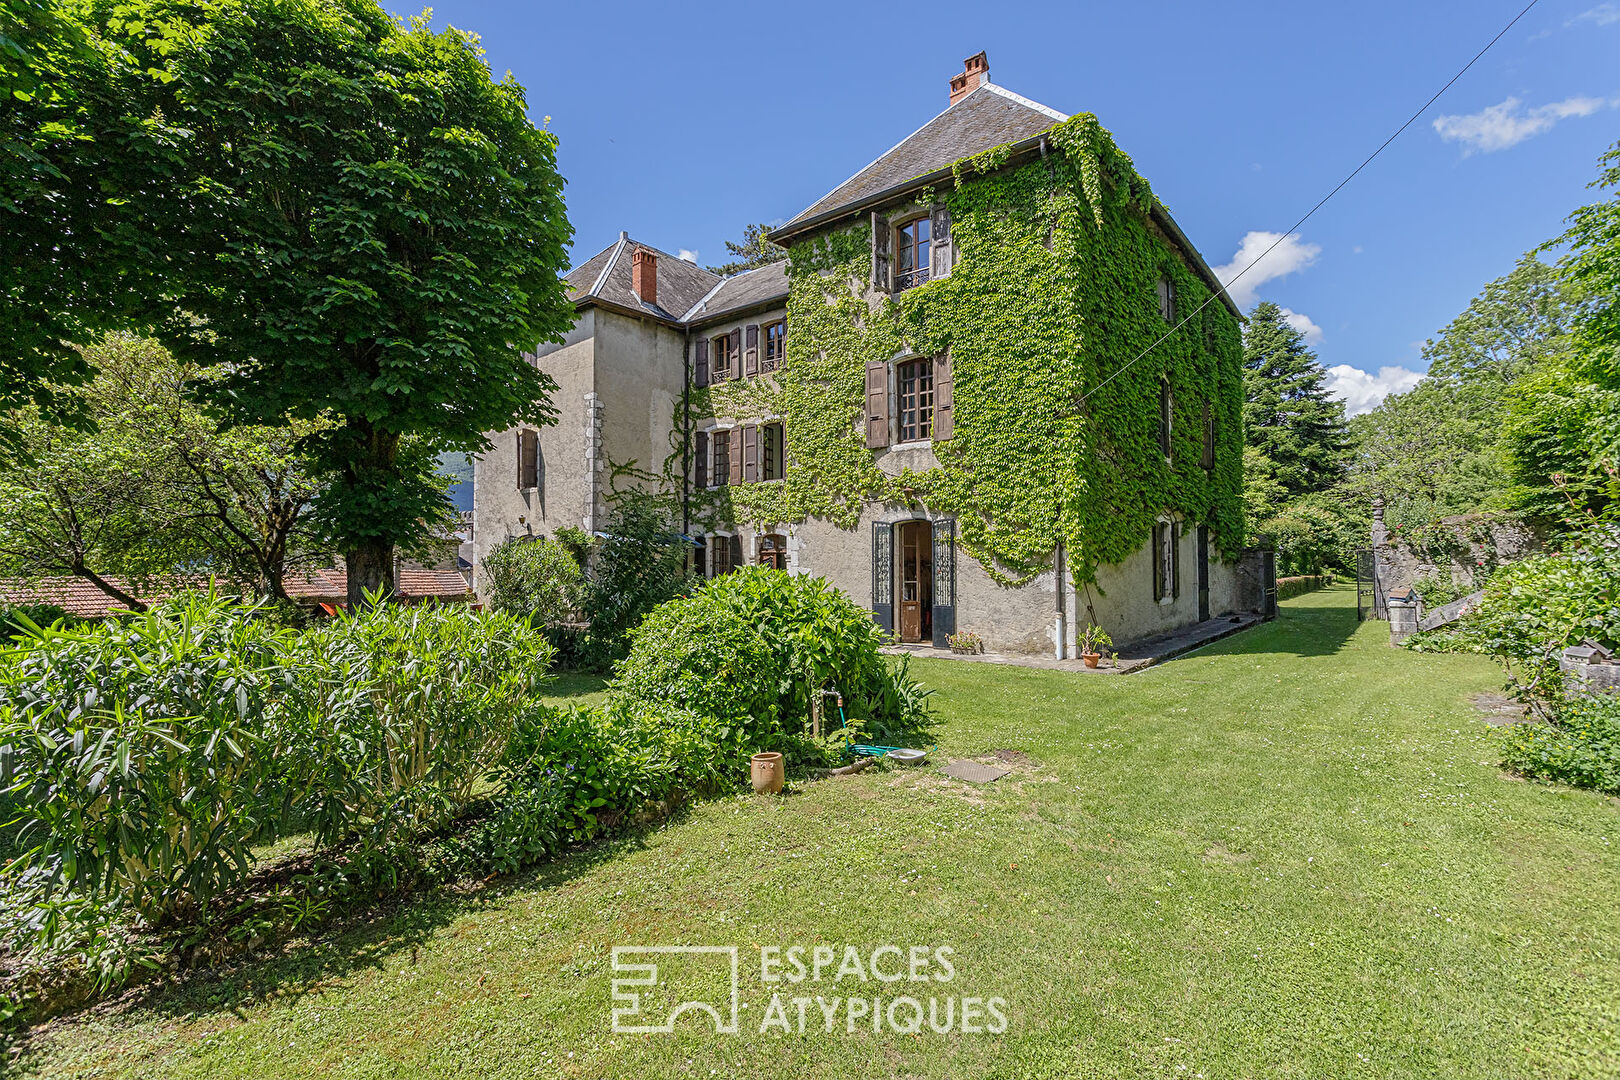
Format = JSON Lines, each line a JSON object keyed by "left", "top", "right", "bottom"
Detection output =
{"left": 1079, "top": 624, "right": 1112, "bottom": 668}
{"left": 947, "top": 630, "right": 985, "bottom": 655}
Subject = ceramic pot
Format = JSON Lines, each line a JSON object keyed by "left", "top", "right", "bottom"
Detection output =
{"left": 1082, "top": 652, "right": 1101, "bottom": 669}
{"left": 750, "top": 751, "right": 785, "bottom": 794}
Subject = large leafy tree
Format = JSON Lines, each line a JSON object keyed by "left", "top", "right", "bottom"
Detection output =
{"left": 0, "top": 335, "right": 331, "bottom": 606}
{"left": 1420, "top": 254, "right": 1578, "bottom": 385}
{"left": 90, "top": 0, "right": 575, "bottom": 604}
{"left": 1242, "top": 301, "right": 1349, "bottom": 499}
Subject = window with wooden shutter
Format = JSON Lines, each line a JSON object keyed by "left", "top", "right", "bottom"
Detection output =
{"left": 742, "top": 423, "right": 759, "bottom": 482}
{"left": 518, "top": 429, "right": 538, "bottom": 490}
{"left": 712, "top": 427, "right": 730, "bottom": 485}
{"left": 762, "top": 321, "right": 786, "bottom": 372}
{"left": 871, "top": 210, "right": 891, "bottom": 292}
{"left": 931, "top": 207, "right": 953, "bottom": 279}
{"left": 761, "top": 422, "right": 784, "bottom": 480}
{"left": 694, "top": 337, "right": 710, "bottom": 388}
{"left": 744, "top": 324, "right": 759, "bottom": 377}
{"left": 865, "top": 358, "right": 890, "bottom": 448}
{"left": 1171, "top": 522, "right": 1182, "bottom": 599}
{"left": 693, "top": 429, "right": 709, "bottom": 489}
{"left": 729, "top": 330, "right": 742, "bottom": 380}
{"left": 1201, "top": 399, "right": 1214, "bottom": 471}
{"left": 932, "top": 352, "right": 953, "bottom": 440}
{"left": 1156, "top": 276, "right": 1175, "bottom": 321}
{"left": 713, "top": 534, "right": 731, "bottom": 575}
{"left": 895, "top": 217, "right": 932, "bottom": 292}
{"left": 729, "top": 534, "right": 744, "bottom": 574}
{"left": 729, "top": 427, "right": 744, "bottom": 485}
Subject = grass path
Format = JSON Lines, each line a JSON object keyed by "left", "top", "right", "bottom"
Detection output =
{"left": 16, "top": 586, "right": 1620, "bottom": 1078}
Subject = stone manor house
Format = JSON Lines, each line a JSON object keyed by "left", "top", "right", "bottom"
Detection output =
{"left": 472, "top": 53, "right": 1262, "bottom": 655}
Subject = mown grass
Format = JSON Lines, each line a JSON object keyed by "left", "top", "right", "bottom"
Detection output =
{"left": 13, "top": 586, "right": 1619, "bottom": 1078}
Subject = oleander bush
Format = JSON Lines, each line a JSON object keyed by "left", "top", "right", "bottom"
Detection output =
{"left": 480, "top": 535, "right": 586, "bottom": 625}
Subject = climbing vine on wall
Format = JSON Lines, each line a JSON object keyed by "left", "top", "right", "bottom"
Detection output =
{"left": 669, "top": 113, "right": 1245, "bottom": 588}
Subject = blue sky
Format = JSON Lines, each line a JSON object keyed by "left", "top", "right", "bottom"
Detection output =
{"left": 426, "top": 0, "right": 1619, "bottom": 415}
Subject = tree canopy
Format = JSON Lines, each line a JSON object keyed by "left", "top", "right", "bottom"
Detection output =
{"left": 1242, "top": 301, "right": 1349, "bottom": 500}
{"left": 705, "top": 222, "right": 786, "bottom": 276}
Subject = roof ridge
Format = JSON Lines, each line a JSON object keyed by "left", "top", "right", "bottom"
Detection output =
{"left": 680, "top": 276, "right": 731, "bottom": 322}
{"left": 981, "top": 81, "right": 1068, "bottom": 122}
{"left": 589, "top": 237, "right": 627, "bottom": 297}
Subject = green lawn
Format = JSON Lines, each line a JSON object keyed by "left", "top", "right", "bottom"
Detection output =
{"left": 15, "top": 586, "right": 1620, "bottom": 1078}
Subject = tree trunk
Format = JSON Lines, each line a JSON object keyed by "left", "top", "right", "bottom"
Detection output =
{"left": 71, "top": 565, "right": 149, "bottom": 612}
{"left": 345, "top": 541, "right": 394, "bottom": 610}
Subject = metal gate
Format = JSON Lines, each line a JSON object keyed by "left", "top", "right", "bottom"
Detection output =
{"left": 1355, "top": 548, "right": 1376, "bottom": 621}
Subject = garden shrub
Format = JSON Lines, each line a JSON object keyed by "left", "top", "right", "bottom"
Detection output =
{"left": 1501, "top": 694, "right": 1620, "bottom": 795}
{"left": 610, "top": 566, "right": 935, "bottom": 755}
{"left": 277, "top": 599, "right": 555, "bottom": 857}
{"left": 576, "top": 488, "right": 692, "bottom": 670}
{"left": 0, "top": 592, "right": 293, "bottom": 925}
{"left": 480, "top": 535, "right": 585, "bottom": 624}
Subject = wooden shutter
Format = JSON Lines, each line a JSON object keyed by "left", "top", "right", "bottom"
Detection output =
{"left": 729, "top": 534, "right": 744, "bottom": 574}
{"left": 865, "top": 358, "right": 890, "bottom": 448}
{"left": 744, "top": 324, "right": 759, "bottom": 377}
{"left": 932, "top": 352, "right": 954, "bottom": 440}
{"left": 931, "top": 207, "right": 952, "bottom": 279}
{"left": 1152, "top": 523, "right": 1166, "bottom": 601}
{"left": 871, "top": 210, "right": 890, "bottom": 292}
{"left": 694, "top": 337, "right": 709, "bottom": 388}
{"left": 518, "top": 429, "right": 538, "bottom": 489}
{"left": 1201, "top": 399, "right": 1214, "bottom": 470}
{"left": 693, "top": 430, "right": 708, "bottom": 489}
{"left": 742, "top": 423, "right": 759, "bottom": 482}
{"left": 871, "top": 522, "right": 894, "bottom": 632}
{"left": 1171, "top": 522, "right": 1182, "bottom": 599}
{"left": 729, "top": 330, "right": 742, "bottom": 380}
{"left": 729, "top": 427, "right": 743, "bottom": 485}
{"left": 930, "top": 518, "right": 956, "bottom": 646}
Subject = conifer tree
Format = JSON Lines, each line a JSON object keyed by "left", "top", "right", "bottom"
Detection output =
{"left": 1242, "top": 301, "right": 1350, "bottom": 499}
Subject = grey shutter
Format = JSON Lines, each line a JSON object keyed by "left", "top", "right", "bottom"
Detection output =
{"left": 930, "top": 518, "right": 956, "bottom": 647}
{"left": 744, "top": 324, "right": 759, "bottom": 377}
{"left": 1152, "top": 523, "right": 1166, "bottom": 601}
{"left": 932, "top": 352, "right": 953, "bottom": 440}
{"left": 871, "top": 521, "right": 894, "bottom": 632}
{"left": 865, "top": 358, "right": 890, "bottom": 448}
{"left": 694, "top": 430, "right": 708, "bottom": 489}
{"left": 729, "top": 330, "right": 742, "bottom": 380}
{"left": 729, "top": 534, "right": 744, "bottom": 573}
{"left": 931, "top": 206, "right": 952, "bottom": 279}
{"left": 742, "top": 423, "right": 758, "bottom": 482}
{"left": 694, "top": 337, "right": 709, "bottom": 388}
{"left": 518, "top": 429, "right": 538, "bottom": 489}
{"left": 729, "top": 427, "right": 743, "bottom": 485}
{"left": 1171, "top": 522, "right": 1182, "bottom": 599}
{"left": 871, "top": 210, "right": 890, "bottom": 292}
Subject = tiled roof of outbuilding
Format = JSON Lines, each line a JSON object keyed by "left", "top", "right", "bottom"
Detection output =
{"left": 681, "top": 261, "right": 790, "bottom": 326}
{"left": 778, "top": 83, "right": 1067, "bottom": 232}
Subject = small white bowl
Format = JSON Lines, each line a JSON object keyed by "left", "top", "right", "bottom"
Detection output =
{"left": 886, "top": 748, "right": 928, "bottom": 765}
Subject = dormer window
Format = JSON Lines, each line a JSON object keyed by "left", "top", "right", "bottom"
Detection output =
{"left": 895, "top": 217, "right": 932, "bottom": 292}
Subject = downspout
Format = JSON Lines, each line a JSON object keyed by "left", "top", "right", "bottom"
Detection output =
{"left": 1054, "top": 542, "right": 1066, "bottom": 660}
{"left": 681, "top": 334, "right": 691, "bottom": 541}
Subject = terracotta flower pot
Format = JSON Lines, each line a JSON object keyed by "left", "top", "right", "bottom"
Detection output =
{"left": 1081, "top": 652, "right": 1101, "bottom": 669}
{"left": 750, "top": 751, "right": 785, "bottom": 794}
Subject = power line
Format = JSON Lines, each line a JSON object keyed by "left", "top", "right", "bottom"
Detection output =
{"left": 1076, "top": 0, "right": 1542, "bottom": 406}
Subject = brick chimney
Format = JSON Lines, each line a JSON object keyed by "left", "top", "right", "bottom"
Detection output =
{"left": 949, "top": 51, "right": 989, "bottom": 105}
{"left": 631, "top": 246, "right": 657, "bottom": 306}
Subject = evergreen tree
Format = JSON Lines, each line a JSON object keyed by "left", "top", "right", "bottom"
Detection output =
{"left": 1242, "top": 301, "right": 1350, "bottom": 499}
{"left": 705, "top": 223, "right": 786, "bottom": 276}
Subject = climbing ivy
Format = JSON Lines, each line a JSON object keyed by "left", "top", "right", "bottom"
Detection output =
{"left": 674, "top": 113, "right": 1244, "bottom": 588}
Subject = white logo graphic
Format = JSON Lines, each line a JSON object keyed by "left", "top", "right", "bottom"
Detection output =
{"left": 610, "top": 946, "right": 740, "bottom": 1034}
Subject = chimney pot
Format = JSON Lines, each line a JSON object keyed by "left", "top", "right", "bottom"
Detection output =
{"left": 950, "top": 51, "right": 989, "bottom": 105}
{"left": 631, "top": 246, "right": 657, "bottom": 306}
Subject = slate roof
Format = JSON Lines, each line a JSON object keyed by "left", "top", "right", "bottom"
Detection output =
{"left": 564, "top": 234, "right": 722, "bottom": 323}
{"left": 779, "top": 83, "right": 1067, "bottom": 232}
{"left": 680, "top": 260, "right": 790, "bottom": 326}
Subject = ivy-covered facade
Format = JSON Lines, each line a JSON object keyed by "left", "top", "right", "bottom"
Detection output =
{"left": 474, "top": 53, "right": 1260, "bottom": 654}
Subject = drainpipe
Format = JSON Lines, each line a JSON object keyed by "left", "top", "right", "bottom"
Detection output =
{"left": 681, "top": 335, "right": 691, "bottom": 540}
{"left": 1053, "top": 542, "right": 1067, "bottom": 660}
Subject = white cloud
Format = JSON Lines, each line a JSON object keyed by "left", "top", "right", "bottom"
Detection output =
{"left": 1278, "top": 307, "right": 1323, "bottom": 345}
{"left": 1212, "top": 231, "right": 1321, "bottom": 309}
{"left": 1569, "top": 4, "right": 1620, "bottom": 27}
{"left": 678, "top": 249, "right": 699, "bottom": 263}
{"left": 1432, "top": 95, "right": 1615, "bottom": 154}
{"left": 1324, "top": 365, "right": 1424, "bottom": 416}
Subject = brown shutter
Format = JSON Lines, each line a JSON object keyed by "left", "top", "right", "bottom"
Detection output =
{"left": 694, "top": 430, "right": 708, "bottom": 489}
{"left": 865, "top": 358, "right": 890, "bottom": 449}
{"left": 1152, "top": 523, "right": 1166, "bottom": 601}
{"left": 871, "top": 210, "right": 890, "bottom": 292}
{"left": 742, "top": 423, "right": 758, "bottom": 482}
{"left": 728, "top": 330, "right": 742, "bottom": 380}
{"left": 744, "top": 324, "right": 759, "bottom": 376}
{"left": 694, "top": 337, "right": 709, "bottom": 388}
{"left": 729, "top": 534, "right": 744, "bottom": 573}
{"left": 932, "top": 352, "right": 954, "bottom": 440}
{"left": 729, "top": 427, "right": 743, "bottom": 485}
{"left": 931, "top": 206, "right": 952, "bottom": 278}
{"left": 1171, "top": 522, "right": 1182, "bottom": 599}
{"left": 518, "top": 429, "right": 538, "bottom": 489}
